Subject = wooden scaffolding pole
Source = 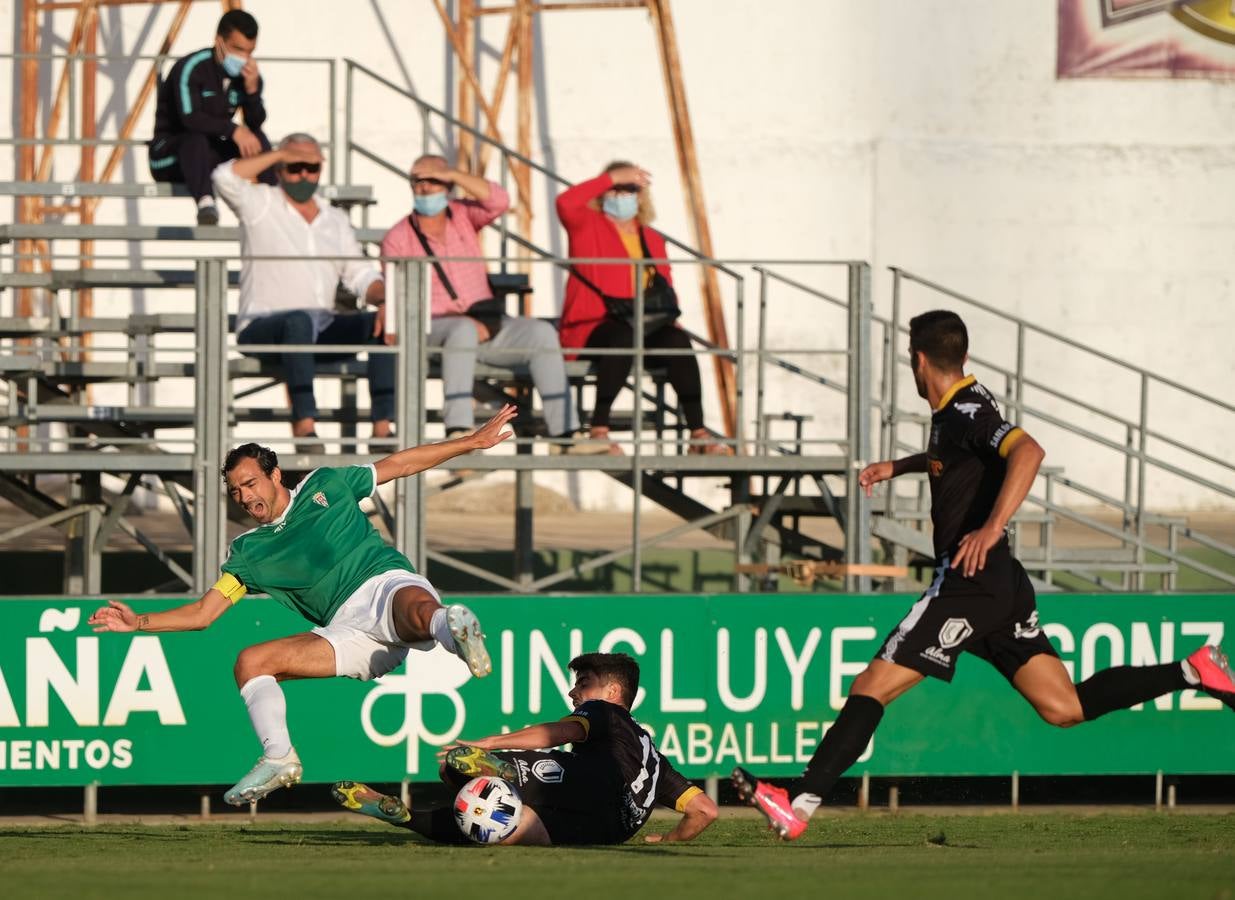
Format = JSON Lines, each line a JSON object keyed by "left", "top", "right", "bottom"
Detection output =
{"left": 81, "top": 2, "right": 99, "bottom": 326}
{"left": 515, "top": 0, "right": 534, "bottom": 314}
{"left": 646, "top": 0, "right": 736, "bottom": 438}
{"left": 17, "top": 0, "right": 40, "bottom": 322}
{"left": 455, "top": 0, "right": 476, "bottom": 171}
{"left": 85, "top": 0, "right": 194, "bottom": 218}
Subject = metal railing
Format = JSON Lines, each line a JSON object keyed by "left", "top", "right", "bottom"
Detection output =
{"left": 0, "top": 248, "right": 870, "bottom": 596}
{"left": 881, "top": 267, "right": 1235, "bottom": 590}
{"left": 3, "top": 53, "right": 341, "bottom": 184}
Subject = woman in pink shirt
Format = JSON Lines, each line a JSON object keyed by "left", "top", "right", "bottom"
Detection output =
{"left": 382, "top": 155, "right": 578, "bottom": 444}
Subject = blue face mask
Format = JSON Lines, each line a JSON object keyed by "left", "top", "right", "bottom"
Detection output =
{"left": 603, "top": 193, "right": 639, "bottom": 222}
{"left": 221, "top": 53, "right": 246, "bottom": 78}
{"left": 414, "top": 191, "right": 449, "bottom": 217}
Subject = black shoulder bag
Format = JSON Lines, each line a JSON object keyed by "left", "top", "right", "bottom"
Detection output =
{"left": 408, "top": 213, "right": 505, "bottom": 337}
{"left": 570, "top": 226, "right": 681, "bottom": 334}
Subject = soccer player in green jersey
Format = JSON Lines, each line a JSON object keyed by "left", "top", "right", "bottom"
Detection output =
{"left": 89, "top": 404, "right": 517, "bottom": 805}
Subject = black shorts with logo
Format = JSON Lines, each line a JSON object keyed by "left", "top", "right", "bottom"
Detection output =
{"left": 877, "top": 545, "right": 1058, "bottom": 683}
{"left": 441, "top": 749, "right": 634, "bottom": 845}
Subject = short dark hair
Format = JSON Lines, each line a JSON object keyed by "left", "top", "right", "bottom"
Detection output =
{"left": 569, "top": 652, "right": 640, "bottom": 709}
{"left": 217, "top": 10, "right": 258, "bottom": 41}
{"left": 222, "top": 443, "right": 278, "bottom": 480}
{"left": 909, "top": 310, "right": 968, "bottom": 371}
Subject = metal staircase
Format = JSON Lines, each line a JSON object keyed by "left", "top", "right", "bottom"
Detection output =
{"left": 872, "top": 268, "right": 1235, "bottom": 592}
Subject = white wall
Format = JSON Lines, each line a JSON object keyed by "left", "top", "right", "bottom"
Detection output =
{"left": 3, "top": 0, "right": 1232, "bottom": 509}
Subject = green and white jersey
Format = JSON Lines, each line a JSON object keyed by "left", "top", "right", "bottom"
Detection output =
{"left": 221, "top": 465, "right": 415, "bottom": 627}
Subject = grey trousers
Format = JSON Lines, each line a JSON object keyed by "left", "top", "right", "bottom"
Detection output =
{"left": 428, "top": 314, "right": 578, "bottom": 436}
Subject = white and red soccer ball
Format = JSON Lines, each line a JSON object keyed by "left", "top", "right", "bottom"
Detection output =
{"left": 453, "top": 776, "right": 523, "bottom": 844}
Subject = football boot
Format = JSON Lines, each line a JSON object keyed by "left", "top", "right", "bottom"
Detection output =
{"left": 731, "top": 766, "right": 808, "bottom": 841}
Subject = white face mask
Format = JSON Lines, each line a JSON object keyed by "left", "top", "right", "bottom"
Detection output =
{"left": 603, "top": 193, "right": 639, "bottom": 222}
{"left": 414, "top": 191, "right": 449, "bottom": 217}
{"left": 217, "top": 38, "right": 248, "bottom": 77}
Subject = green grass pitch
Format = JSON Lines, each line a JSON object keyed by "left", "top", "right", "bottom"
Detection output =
{"left": 2, "top": 813, "right": 1232, "bottom": 900}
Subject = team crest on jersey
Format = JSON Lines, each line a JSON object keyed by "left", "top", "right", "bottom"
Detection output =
{"left": 531, "top": 759, "right": 565, "bottom": 784}
{"left": 938, "top": 617, "right": 973, "bottom": 649}
{"left": 313, "top": 491, "right": 329, "bottom": 508}
{"left": 954, "top": 401, "right": 982, "bottom": 420}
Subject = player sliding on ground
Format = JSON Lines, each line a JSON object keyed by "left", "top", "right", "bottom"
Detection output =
{"left": 334, "top": 652, "right": 719, "bottom": 844}
{"left": 89, "top": 404, "right": 517, "bottom": 806}
{"left": 734, "top": 311, "right": 1235, "bottom": 840}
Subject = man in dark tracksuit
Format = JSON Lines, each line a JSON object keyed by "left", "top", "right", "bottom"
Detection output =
{"left": 148, "top": 9, "right": 275, "bottom": 225}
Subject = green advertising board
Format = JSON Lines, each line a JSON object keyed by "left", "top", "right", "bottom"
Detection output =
{"left": 0, "top": 593, "right": 1230, "bottom": 787}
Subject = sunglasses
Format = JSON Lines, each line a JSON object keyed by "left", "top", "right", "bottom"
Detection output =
{"left": 413, "top": 177, "right": 450, "bottom": 188}
{"left": 284, "top": 162, "right": 321, "bottom": 175}
{"left": 610, "top": 184, "right": 641, "bottom": 194}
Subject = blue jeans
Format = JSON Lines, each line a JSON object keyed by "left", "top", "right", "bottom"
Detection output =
{"left": 237, "top": 310, "right": 395, "bottom": 423}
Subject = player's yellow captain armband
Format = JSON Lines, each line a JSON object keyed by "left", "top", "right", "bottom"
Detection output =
{"left": 997, "top": 426, "right": 1026, "bottom": 459}
{"left": 211, "top": 573, "right": 248, "bottom": 604}
{"left": 562, "top": 714, "right": 590, "bottom": 738}
{"left": 675, "top": 785, "right": 703, "bottom": 813}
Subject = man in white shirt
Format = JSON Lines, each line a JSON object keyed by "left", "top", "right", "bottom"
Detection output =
{"left": 213, "top": 133, "right": 392, "bottom": 443}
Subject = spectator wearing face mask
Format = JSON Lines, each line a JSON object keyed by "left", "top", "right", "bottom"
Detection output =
{"left": 213, "top": 134, "right": 393, "bottom": 448}
{"left": 149, "top": 9, "right": 275, "bottom": 225}
{"left": 382, "top": 155, "right": 591, "bottom": 451}
{"left": 556, "top": 161, "right": 729, "bottom": 455}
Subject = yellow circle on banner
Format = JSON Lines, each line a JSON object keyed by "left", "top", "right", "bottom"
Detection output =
{"left": 1171, "top": 0, "right": 1235, "bottom": 44}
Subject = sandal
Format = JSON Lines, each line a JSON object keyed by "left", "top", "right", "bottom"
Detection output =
{"left": 688, "top": 428, "right": 733, "bottom": 456}
{"left": 549, "top": 427, "right": 624, "bottom": 456}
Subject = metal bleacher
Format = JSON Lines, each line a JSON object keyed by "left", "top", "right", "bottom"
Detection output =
{"left": 4, "top": 53, "right": 1233, "bottom": 600}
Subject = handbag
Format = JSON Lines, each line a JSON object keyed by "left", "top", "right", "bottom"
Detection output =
{"left": 408, "top": 213, "right": 505, "bottom": 338}
{"left": 571, "top": 227, "right": 681, "bottom": 334}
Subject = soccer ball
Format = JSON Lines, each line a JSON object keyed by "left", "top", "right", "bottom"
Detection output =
{"left": 453, "top": 776, "right": 523, "bottom": 844}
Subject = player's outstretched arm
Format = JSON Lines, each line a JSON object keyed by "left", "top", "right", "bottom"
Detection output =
{"left": 374, "top": 404, "right": 517, "bottom": 486}
{"left": 88, "top": 589, "right": 232, "bottom": 634}
{"left": 952, "top": 432, "right": 1046, "bottom": 577}
{"left": 858, "top": 453, "right": 927, "bottom": 497}
{"left": 644, "top": 791, "right": 719, "bottom": 844}
{"left": 445, "top": 720, "right": 586, "bottom": 755}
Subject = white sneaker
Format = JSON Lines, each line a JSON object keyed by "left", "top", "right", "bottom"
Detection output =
{"left": 223, "top": 748, "right": 303, "bottom": 806}
{"left": 447, "top": 604, "right": 492, "bottom": 678}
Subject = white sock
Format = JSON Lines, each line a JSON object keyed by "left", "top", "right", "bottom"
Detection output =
{"left": 197, "top": 196, "right": 215, "bottom": 209}
{"left": 791, "top": 792, "right": 821, "bottom": 821}
{"left": 1181, "top": 660, "right": 1200, "bottom": 685}
{"left": 429, "top": 606, "right": 455, "bottom": 652}
{"left": 239, "top": 675, "right": 293, "bottom": 759}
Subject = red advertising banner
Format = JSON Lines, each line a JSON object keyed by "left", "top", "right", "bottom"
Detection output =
{"left": 1059, "top": 0, "right": 1235, "bottom": 78}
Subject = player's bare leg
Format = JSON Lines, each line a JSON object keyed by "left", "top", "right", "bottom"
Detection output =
{"left": 734, "top": 659, "right": 923, "bottom": 840}
{"left": 391, "top": 586, "right": 491, "bottom": 678}
{"left": 1016, "top": 646, "right": 1221, "bottom": 725}
{"left": 225, "top": 633, "right": 336, "bottom": 806}
{"left": 502, "top": 805, "right": 552, "bottom": 846}
{"left": 1012, "top": 654, "right": 1085, "bottom": 727}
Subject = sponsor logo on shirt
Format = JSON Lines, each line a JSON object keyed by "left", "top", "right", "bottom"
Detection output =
{"left": 921, "top": 645, "right": 952, "bottom": 667}
{"left": 313, "top": 491, "right": 329, "bottom": 508}
{"left": 1014, "top": 610, "right": 1042, "bottom": 640}
{"left": 991, "top": 422, "right": 1014, "bottom": 449}
{"left": 954, "top": 402, "right": 982, "bottom": 420}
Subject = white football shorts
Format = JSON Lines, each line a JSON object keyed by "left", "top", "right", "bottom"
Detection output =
{"left": 311, "top": 569, "right": 441, "bottom": 681}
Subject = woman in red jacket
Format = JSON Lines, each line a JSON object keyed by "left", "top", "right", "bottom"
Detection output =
{"left": 557, "top": 161, "right": 726, "bottom": 454}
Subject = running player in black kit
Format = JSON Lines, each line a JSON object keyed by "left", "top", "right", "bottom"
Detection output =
{"left": 733, "top": 310, "right": 1235, "bottom": 840}
{"left": 334, "top": 652, "right": 718, "bottom": 845}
